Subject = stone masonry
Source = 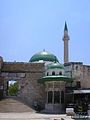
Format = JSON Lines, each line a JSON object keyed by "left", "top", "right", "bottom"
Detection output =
{"left": 0, "top": 61, "right": 45, "bottom": 108}
{"left": 65, "top": 62, "right": 90, "bottom": 89}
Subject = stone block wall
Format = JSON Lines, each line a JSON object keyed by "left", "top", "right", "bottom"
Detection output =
{"left": 19, "top": 72, "right": 45, "bottom": 107}
{"left": 64, "top": 62, "right": 90, "bottom": 88}
{"left": 0, "top": 76, "right": 4, "bottom": 99}
{"left": 0, "top": 61, "right": 45, "bottom": 107}
{"left": 2, "top": 62, "right": 44, "bottom": 72}
{"left": 82, "top": 65, "right": 90, "bottom": 88}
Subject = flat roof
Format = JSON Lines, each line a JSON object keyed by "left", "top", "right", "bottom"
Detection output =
{"left": 74, "top": 90, "right": 90, "bottom": 94}
{"left": 38, "top": 75, "right": 73, "bottom": 83}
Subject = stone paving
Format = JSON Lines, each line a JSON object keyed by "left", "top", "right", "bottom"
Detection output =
{"left": 0, "top": 113, "right": 73, "bottom": 120}
{"left": 0, "top": 97, "right": 73, "bottom": 120}
{"left": 0, "top": 97, "right": 35, "bottom": 112}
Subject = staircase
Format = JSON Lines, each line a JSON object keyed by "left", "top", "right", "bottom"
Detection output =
{"left": 0, "top": 96, "right": 35, "bottom": 113}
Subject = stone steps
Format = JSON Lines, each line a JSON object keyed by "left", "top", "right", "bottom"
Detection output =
{"left": 0, "top": 97, "right": 35, "bottom": 113}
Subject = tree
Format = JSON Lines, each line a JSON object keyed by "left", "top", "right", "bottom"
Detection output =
{"left": 8, "top": 82, "right": 18, "bottom": 96}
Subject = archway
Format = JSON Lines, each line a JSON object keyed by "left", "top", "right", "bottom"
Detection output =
{"left": 7, "top": 80, "right": 19, "bottom": 96}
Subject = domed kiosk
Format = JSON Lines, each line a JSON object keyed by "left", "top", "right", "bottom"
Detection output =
{"left": 38, "top": 61, "right": 73, "bottom": 113}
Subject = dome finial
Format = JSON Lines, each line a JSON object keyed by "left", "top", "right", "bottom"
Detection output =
{"left": 54, "top": 56, "right": 57, "bottom": 63}
{"left": 43, "top": 49, "right": 45, "bottom": 52}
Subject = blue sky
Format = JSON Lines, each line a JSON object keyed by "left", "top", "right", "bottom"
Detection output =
{"left": 0, "top": 0, "right": 90, "bottom": 65}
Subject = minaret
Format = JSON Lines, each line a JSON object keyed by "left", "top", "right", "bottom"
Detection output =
{"left": 63, "top": 22, "right": 69, "bottom": 63}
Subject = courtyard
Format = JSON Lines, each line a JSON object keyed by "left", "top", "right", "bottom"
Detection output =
{"left": 0, "top": 97, "right": 73, "bottom": 120}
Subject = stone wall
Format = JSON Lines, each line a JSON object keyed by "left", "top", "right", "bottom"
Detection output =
{"left": 64, "top": 62, "right": 83, "bottom": 78}
{"left": 19, "top": 72, "right": 45, "bottom": 107}
{"left": 0, "top": 76, "right": 4, "bottom": 99}
{"left": 64, "top": 62, "right": 90, "bottom": 88}
{"left": 0, "top": 61, "right": 45, "bottom": 107}
{"left": 2, "top": 62, "right": 44, "bottom": 72}
{"left": 82, "top": 65, "right": 90, "bottom": 88}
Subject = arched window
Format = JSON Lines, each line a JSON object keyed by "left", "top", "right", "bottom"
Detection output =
{"left": 61, "top": 91, "right": 64, "bottom": 103}
{"left": 47, "top": 72, "right": 49, "bottom": 76}
{"left": 54, "top": 91, "right": 60, "bottom": 103}
{"left": 7, "top": 80, "right": 18, "bottom": 96}
{"left": 52, "top": 71, "right": 55, "bottom": 75}
{"left": 59, "top": 71, "right": 62, "bottom": 75}
{"left": 48, "top": 91, "right": 53, "bottom": 103}
{"left": 76, "top": 66, "right": 78, "bottom": 70}
{"left": 76, "top": 81, "right": 81, "bottom": 88}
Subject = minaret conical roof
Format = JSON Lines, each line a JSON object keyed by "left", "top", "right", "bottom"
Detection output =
{"left": 64, "top": 21, "right": 68, "bottom": 31}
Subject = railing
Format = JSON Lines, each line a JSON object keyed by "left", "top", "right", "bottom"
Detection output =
{"left": 71, "top": 112, "right": 89, "bottom": 119}
{"left": 65, "top": 86, "right": 76, "bottom": 93}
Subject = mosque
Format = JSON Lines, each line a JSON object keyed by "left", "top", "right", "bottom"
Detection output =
{"left": 0, "top": 22, "right": 90, "bottom": 113}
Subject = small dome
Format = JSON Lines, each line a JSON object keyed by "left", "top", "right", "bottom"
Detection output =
{"left": 29, "top": 51, "right": 59, "bottom": 63}
{"left": 47, "top": 63, "right": 64, "bottom": 69}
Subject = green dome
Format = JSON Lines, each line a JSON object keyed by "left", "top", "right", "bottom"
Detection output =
{"left": 47, "top": 63, "right": 64, "bottom": 69}
{"left": 29, "top": 51, "right": 59, "bottom": 62}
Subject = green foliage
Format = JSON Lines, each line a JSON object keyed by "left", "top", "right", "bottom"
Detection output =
{"left": 8, "top": 82, "right": 18, "bottom": 96}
